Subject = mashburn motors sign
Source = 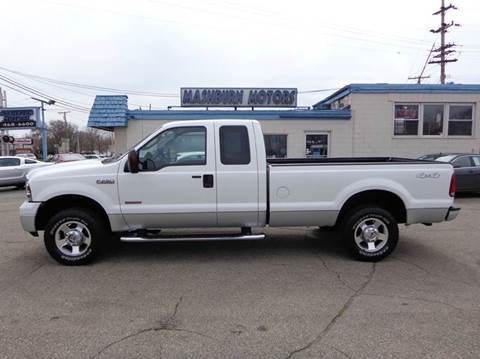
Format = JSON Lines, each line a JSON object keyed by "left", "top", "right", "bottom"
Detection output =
{"left": 0, "top": 107, "right": 40, "bottom": 129}
{"left": 181, "top": 87, "right": 297, "bottom": 108}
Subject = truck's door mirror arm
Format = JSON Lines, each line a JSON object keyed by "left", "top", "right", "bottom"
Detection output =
{"left": 127, "top": 150, "right": 140, "bottom": 173}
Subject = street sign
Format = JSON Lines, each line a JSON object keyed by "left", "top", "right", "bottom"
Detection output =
{"left": 0, "top": 107, "right": 40, "bottom": 129}
{"left": 15, "top": 147, "right": 33, "bottom": 154}
{"left": 181, "top": 87, "right": 298, "bottom": 108}
{"left": 13, "top": 138, "right": 33, "bottom": 145}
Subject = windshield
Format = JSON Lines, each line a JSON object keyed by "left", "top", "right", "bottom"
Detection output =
{"left": 418, "top": 154, "right": 442, "bottom": 160}
{"left": 435, "top": 155, "right": 456, "bottom": 163}
{"left": 101, "top": 129, "right": 165, "bottom": 164}
{"left": 63, "top": 154, "right": 86, "bottom": 161}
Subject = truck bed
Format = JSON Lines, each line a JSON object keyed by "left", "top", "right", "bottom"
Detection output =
{"left": 267, "top": 157, "right": 439, "bottom": 165}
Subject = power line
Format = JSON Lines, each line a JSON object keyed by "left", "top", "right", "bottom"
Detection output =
{"left": 408, "top": 43, "right": 436, "bottom": 84}
{"left": 0, "top": 75, "right": 90, "bottom": 113}
{"left": 428, "top": 1, "right": 460, "bottom": 84}
{"left": 0, "top": 66, "right": 178, "bottom": 98}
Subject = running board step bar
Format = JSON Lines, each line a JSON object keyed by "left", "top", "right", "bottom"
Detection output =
{"left": 120, "top": 233, "right": 266, "bottom": 242}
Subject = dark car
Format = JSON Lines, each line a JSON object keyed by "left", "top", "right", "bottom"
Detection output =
{"left": 419, "top": 153, "right": 480, "bottom": 193}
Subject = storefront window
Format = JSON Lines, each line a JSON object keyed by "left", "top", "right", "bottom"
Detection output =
{"left": 448, "top": 105, "right": 473, "bottom": 136}
{"left": 394, "top": 104, "right": 419, "bottom": 135}
{"left": 423, "top": 104, "right": 444, "bottom": 136}
{"left": 264, "top": 134, "right": 287, "bottom": 158}
{"left": 305, "top": 134, "right": 329, "bottom": 158}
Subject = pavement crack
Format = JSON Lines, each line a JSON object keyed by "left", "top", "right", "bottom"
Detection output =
{"left": 331, "top": 345, "right": 353, "bottom": 359}
{"left": 284, "top": 263, "right": 376, "bottom": 359}
{"left": 90, "top": 328, "right": 153, "bottom": 359}
{"left": 1, "top": 262, "right": 47, "bottom": 292}
{"left": 317, "top": 254, "right": 356, "bottom": 291}
{"left": 90, "top": 296, "right": 217, "bottom": 359}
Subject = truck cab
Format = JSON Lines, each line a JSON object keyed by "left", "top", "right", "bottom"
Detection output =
{"left": 118, "top": 120, "right": 267, "bottom": 229}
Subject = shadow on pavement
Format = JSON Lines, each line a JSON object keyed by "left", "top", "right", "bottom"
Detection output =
{"left": 103, "top": 229, "right": 349, "bottom": 263}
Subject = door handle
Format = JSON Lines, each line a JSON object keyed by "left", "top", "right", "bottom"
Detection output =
{"left": 203, "top": 174, "right": 214, "bottom": 188}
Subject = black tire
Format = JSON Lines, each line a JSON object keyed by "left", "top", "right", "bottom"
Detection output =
{"left": 44, "top": 208, "right": 107, "bottom": 265}
{"left": 341, "top": 206, "right": 399, "bottom": 262}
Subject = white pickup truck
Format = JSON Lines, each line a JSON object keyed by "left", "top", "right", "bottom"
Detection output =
{"left": 20, "top": 120, "right": 459, "bottom": 265}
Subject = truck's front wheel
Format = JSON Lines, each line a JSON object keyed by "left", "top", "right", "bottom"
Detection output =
{"left": 44, "top": 208, "right": 106, "bottom": 265}
{"left": 342, "top": 206, "right": 399, "bottom": 261}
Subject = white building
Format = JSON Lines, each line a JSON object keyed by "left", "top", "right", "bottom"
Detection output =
{"left": 88, "top": 84, "right": 480, "bottom": 158}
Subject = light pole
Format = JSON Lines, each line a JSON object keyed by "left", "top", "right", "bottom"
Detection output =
{"left": 31, "top": 97, "right": 55, "bottom": 161}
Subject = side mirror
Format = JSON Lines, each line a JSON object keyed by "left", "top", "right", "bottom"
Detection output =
{"left": 127, "top": 150, "right": 140, "bottom": 173}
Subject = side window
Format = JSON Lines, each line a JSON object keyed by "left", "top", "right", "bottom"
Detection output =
{"left": 138, "top": 126, "right": 206, "bottom": 171}
{"left": 452, "top": 156, "right": 472, "bottom": 168}
{"left": 0, "top": 158, "right": 20, "bottom": 167}
{"left": 472, "top": 156, "right": 480, "bottom": 166}
{"left": 25, "top": 159, "right": 37, "bottom": 164}
{"left": 219, "top": 126, "right": 250, "bottom": 165}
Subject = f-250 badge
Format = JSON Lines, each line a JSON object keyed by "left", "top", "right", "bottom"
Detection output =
{"left": 96, "top": 178, "right": 115, "bottom": 184}
{"left": 416, "top": 172, "right": 440, "bottom": 179}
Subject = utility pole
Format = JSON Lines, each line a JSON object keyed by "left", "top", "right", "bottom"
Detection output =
{"left": 0, "top": 88, "right": 10, "bottom": 156}
{"left": 31, "top": 97, "right": 55, "bottom": 161}
{"left": 408, "top": 43, "right": 436, "bottom": 84}
{"left": 429, "top": 0, "right": 460, "bottom": 84}
{"left": 58, "top": 111, "right": 70, "bottom": 125}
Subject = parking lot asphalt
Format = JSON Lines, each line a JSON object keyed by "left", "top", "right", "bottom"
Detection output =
{"left": 0, "top": 187, "right": 479, "bottom": 359}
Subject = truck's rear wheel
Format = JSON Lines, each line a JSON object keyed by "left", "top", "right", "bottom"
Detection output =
{"left": 44, "top": 208, "right": 106, "bottom": 265}
{"left": 341, "top": 206, "right": 398, "bottom": 261}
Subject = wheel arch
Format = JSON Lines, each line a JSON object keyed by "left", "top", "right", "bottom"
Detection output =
{"left": 35, "top": 194, "right": 111, "bottom": 232}
{"left": 336, "top": 189, "right": 407, "bottom": 225}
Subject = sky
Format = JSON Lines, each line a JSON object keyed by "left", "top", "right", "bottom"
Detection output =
{"left": 1, "top": 0, "right": 480, "bottom": 128}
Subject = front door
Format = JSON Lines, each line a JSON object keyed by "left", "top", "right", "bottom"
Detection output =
{"left": 117, "top": 124, "right": 217, "bottom": 229}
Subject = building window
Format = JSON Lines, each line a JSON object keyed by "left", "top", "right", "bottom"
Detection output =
{"left": 448, "top": 105, "right": 473, "bottom": 136}
{"left": 394, "top": 104, "right": 419, "bottom": 135}
{"left": 264, "top": 134, "right": 287, "bottom": 158}
{"left": 305, "top": 133, "right": 329, "bottom": 158}
{"left": 423, "top": 104, "right": 444, "bottom": 136}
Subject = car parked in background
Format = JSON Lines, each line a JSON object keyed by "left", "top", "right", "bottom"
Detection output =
{"left": 83, "top": 154, "right": 102, "bottom": 160}
{"left": 16, "top": 153, "right": 37, "bottom": 160}
{"left": 50, "top": 153, "right": 86, "bottom": 163}
{"left": 0, "top": 156, "right": 52, "bottom": 188}
{"left": 418, "top": 153, "right": 480, "bottom": 193}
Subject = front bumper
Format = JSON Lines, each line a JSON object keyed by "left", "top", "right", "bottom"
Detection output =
{"left": 445, "top": 206, "right": 460, "bottom": 221}
{"left": 19, "top": 201, "right": 41, "bottom": 233}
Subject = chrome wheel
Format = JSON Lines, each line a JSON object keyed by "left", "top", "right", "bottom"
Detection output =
{"left": 54, "top": 221, "right": 92, "bottom": 257}
{"left": 353, "top": 217, "right": 389, "bottom": 252}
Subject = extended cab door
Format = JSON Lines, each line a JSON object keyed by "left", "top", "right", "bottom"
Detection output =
{"left": 214, "top": 122, "right": 260, "bottom": 227}
{"left": 117, "top": 123, "right": 217, "bottom": 229}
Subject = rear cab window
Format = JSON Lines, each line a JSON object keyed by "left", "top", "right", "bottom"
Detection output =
{"left": 219, "top": 126, "right": 250, "bottom": 165}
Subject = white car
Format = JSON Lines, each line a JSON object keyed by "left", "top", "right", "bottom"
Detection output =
{"left": 20, "top": 120, "right": 459, "bottom": 265}
{"left": 0, "top": 156, "right": 52, "bottom": 188}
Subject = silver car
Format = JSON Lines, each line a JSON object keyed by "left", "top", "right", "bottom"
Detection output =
{"left": 0, "top": 156, "right": 52, "bottom": 188}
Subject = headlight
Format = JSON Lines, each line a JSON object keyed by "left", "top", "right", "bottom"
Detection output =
{"left": 26, "top": 184, "right": 32, "bottom": 202}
